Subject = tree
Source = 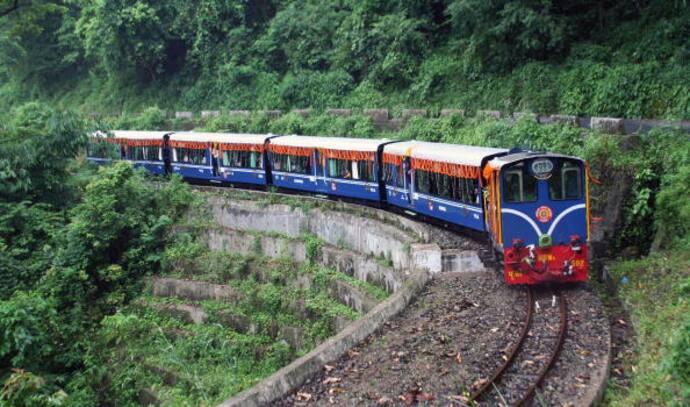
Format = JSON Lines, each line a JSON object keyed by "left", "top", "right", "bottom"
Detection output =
{"left": 446, "top": 0, "right": 570, "bottom": 71}
{"left": 0, "top": 102, "right": 86, "bottom": 203}
{"left": 333, "top": 4, "right": 427, "bottom": 86}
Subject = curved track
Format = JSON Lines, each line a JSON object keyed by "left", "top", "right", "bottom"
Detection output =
{"left": 470, "top": 288, "right": 568, "bottom": 406}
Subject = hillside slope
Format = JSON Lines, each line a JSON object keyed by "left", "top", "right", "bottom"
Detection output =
{"left": 0, "top": 0, "right": 689, "bottom": 118}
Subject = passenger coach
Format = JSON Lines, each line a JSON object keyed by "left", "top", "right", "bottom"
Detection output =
{"left": 268, "top": 136, "right": 392, "bottom": 202}
{"left": 168, "top": 132, "right": 274, "bottom": 186}
{"left": 382, "top": 141, "right": 507, "bottom": 231}
{"left": 87, "top": 130, "right": 170, "bottom": 175}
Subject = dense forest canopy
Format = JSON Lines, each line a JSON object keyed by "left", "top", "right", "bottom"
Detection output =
{"left": 0, "top": 0, "right": 688, "bottom": 117}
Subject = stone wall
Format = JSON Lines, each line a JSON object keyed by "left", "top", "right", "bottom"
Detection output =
{"left": 161, "top": 109, "right": 690, "bottom": 135}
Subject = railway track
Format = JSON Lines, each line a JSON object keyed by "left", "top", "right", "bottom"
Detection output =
{"left": 470, "top": 287, "right": 568, "bottom": 406}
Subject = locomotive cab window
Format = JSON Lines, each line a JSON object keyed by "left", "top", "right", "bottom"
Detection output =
{"left": 503, "top": 162, "right": 537, "bottom": 203}
{"left": 548, "top": 160, "right": 582, "bottom": 200}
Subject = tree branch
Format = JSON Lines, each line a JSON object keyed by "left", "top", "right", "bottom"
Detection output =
{"left": 0, "top": 0, "right": 21, "bottom": 18}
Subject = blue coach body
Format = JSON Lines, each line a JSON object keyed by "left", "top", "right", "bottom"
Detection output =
{"left": 268, "top": 135, "right": 390, "bottom": 202}
{"left": 382, "top": 141, "right": 507, "bottom": 232}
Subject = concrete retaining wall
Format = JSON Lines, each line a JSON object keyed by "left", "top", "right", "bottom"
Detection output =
{"left": 204, "top": 226, "right": 403, "bottom": 293}
{"left": 218, "top": 270, "right": 431, "bottom": 407}
{"left": 441, "top": 249, "right": 486, "bottom": 273}
{"left": 320, "top": 245, "right": 402, "bottom": 293}
{"left": 152, "top": 277, "right": 241, "bottom": 302}
{"left": 207, "top": 228, "right": 307, "bottom": 263}
{"left": 207, "top": 197, "right": 417, "bottom": 271}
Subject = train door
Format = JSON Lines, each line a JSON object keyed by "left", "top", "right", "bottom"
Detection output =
{"left": 314, "top": 150, "right": 327, "bottom": 193}
{"left": 403, "top": 157, "right": 412, "bottom": 204}
{"left": 162, "top": 134, "right": 172, "bottom": 176}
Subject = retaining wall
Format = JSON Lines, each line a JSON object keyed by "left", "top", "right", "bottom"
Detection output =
{"left": 164, "top": 108, "right": 690, "bottom": 134}
{"left": 218, "top": 270, "right": 431, "bottom": 407}
{"left": 207, "top": 196, "right": 418, "bottom": 272}
{"left": 199, "top": 189, "right": 486, "bottom": 406}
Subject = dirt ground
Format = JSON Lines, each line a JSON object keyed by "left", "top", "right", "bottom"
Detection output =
{"left": 277, "top": 272, "right": 526, "bottom": 405}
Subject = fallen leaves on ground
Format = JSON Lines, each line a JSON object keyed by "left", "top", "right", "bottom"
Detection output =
{"left": 472, "top": 377, "right": 488, "bottom": 389}
{"left": 322, "top": 377, "right": 341, "bottom": 385}
{"left": 296, "top": 392, "right": 312, "bottom": 401}
{"left": 400, "top": 389, "right": 435, "bottom": 405}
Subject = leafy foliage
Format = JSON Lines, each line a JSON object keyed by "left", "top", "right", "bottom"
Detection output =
{"left": 0, "top": 103, "right": 195, "bottom": 405}
{"left": 2, "top": 1, "right": 688, "bottom": 118}
{"left": 0, "top": 102, "right": 86, "bottom": 203}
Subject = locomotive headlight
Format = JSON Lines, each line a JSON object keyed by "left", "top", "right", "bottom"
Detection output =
{"left": 538, "top": 234, "right": 552, "bottom": 248}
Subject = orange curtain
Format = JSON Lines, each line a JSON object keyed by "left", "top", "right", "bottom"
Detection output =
{"left": 411, "top": 157, "right": 480, "bottom": 179}
{"left": 169, "top": 140, "right": 209, "bottom": 149}
{"left": 269, "top": 144, "right": 313, "bottom": 157}
{"left": 320, "top": 148, "right": 374, "bottom": 161}
{"left": 105, "top": 138, "right": 161, "bottom": 147}
{"left": 382, "top": 153, "right": 403, "bottom": 165}
{"left": 216, "top": 143, "right": 264, "bottom": 152}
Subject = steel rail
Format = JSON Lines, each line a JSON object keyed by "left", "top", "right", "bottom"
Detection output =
{"left": 469, "top": 287, "right": 534, "bottom": 402}
{"left": 515, "top": 290, "right": 568, "bottom": 407}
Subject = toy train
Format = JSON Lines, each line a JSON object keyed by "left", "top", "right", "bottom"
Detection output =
{"left": 87, "top": 130, "right": 592, "bottom": 285}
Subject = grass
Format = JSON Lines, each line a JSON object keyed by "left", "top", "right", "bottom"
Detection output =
{"left": 311, "top": 265, "right": 390, "bottom": 301}
{"left": 92, "top": 218, "right": 394, "bottom": 407}
{"left": 602, "top": 250, "right": 690, "bottom": 406}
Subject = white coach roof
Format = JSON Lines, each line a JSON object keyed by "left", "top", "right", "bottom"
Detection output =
{"left": 171, "top": 132, "right": 272, "bottom": 144}
{"left": 384, "top": 141, "right": 508, "bottom": 167}
{"left": 108, "top": 130, "right": 171, "bottom": 140}
{"left": 270, "top": 135, "right": 389, "bottom": 151}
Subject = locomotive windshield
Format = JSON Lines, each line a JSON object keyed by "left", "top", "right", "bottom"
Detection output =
{"left": 502, "top": 158, "right": 583, "bottom": 202}
{"left": 503, "top": 162, "right": 537, "bottom": 203}
{"left": 548, "top": 159, "right": 582, "bottom": 200}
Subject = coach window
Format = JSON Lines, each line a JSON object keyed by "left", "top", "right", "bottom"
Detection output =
{"left": 384, "top": 164, "right": 404, "bottom": 187}
{"left": 415, "top": 170, "right": 438, "bottom": 195}
{"left": 549, "top": 160, "right": 582, "bottom": 200}
{"left": 274, "top": 153, "right": 311, "bottom": 174}
{"left": 223, "top": 151, "right": 263, "bottom": 169}
{"left": 437, "top": 173, "right": 452, "bottom": 200}
{"left": 466, "top": 178, "right": 480, "bottom": 205}
{"left": 503, "top": 163, "right": 537, "bottom": 203}
{"left": 174, "top": 148, "right": 207, "bottom": 165}
{"left": 133, "top": 146, "right": 155, "bottom": 161}
{"left": 356, "top": 160, "right": 375, "bottom": 181}
{"left": 384, "top": 164, "right": 394, "bottom": 185}
{"left": 327, "top": 158, "right": 351, "bottom": 178}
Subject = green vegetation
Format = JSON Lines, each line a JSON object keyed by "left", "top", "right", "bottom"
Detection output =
{"left": 1, "top": 1, "right": 689, "bottom": 118}
{"left": 88, "top": 225, "right": 392, "bottom": 405}
{"left": 2, "top": 1, "right": 689, "bottom": 404}
{"left": 604, "top": 252, "right": 690, "bottom": 405}
{"left": 0, "top": 102, "right": 197, "bottom": 405}
{"left": 599, "top": 128, "right": 690, "bottom": 405}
